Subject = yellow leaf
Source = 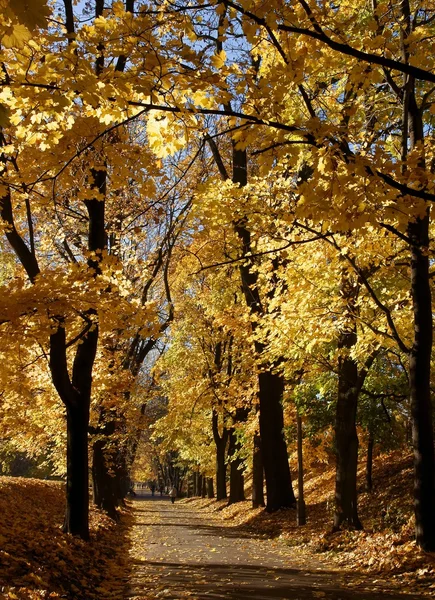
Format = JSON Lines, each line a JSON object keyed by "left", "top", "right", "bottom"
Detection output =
{"left": 211, "top": 50, "right": 226, "bottom": 70}
{"left": 2, "top": 23, "right": 32, "bottom": 48}
{"left": 10, "top": 0, "right": 50, "bottom": 30}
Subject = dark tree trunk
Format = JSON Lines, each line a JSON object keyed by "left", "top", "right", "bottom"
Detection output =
{"left": 64, "top": 406, "right": 90, "bottom": 539}
{"left": 208, "top": 132, "right": 295, "bottom": 514}
{"left": 50, "top": 321, "right": 99, "bottom": 540}
{"left": 408, "top": 214, "right": 435, "bottom": 550}
{"left": 333, "top": 325, "right": 362, "bottom": 531}
{"left": 366, "top": 430, "right": 374, "bottom": 493}
{"left": 228, "top": 428, "right": 245, "bottom": 504}
{"left": 91, "top": 407, "right": 120, "bottom": 519}
{"left": 400, "top": 15, "right": 435, "bottom": 547}
{"left": 216, "top": 440, "right": 227, "bottom": 500}
{"left": 296, "top": 414, "right": 306, "bottom": 526}
{"left": 252, "top": 431, "right": 265, "bottom": 508}
{"left": 92, "top": 438, "right": 119, "bottom": 520}
{"left": 114, "top": 447, "right": 131, "bottom": 504}
{"left": 212, "top": 408, "right": 228, "bottom": 500}
{"left": 258, "top": 370, "right": 296, "bottom": 511}
{"left": 207, "top": 477, "right": 214, "bottom": 499}
{"left": 201, "top": 475, "right": 207, "bottom": 498}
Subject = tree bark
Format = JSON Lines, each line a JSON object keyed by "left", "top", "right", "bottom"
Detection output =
{"left": 228, "top": 428, "right": 245, "bottom": 504}
{"left": 198, "top": 474, "right": 202, "bottom": 497}
{"left": 232, "top": 146, "right": 295, "bottom": 512}
{"left": 408, "top": 214, "right": 435, "bottom": 550}
{"left": 212, "top": 408, "right": 228, "bottom": 500}
{"left": 92, "top": 437, "right": 119, "bottom": 520}
{"left": 258, "top": 370, "right": 295, "bottom": 511}
{"left": 400, "top": 0, "right": 435, "bottom": 551}
{"left": 296, "top": 414, "right": 306, "bottom": 526}
{"left": 333, "top": 323, "right": 362, "bottom": 531}
{"left": 252, "top": 431, "right": 265, "bottom": 508}
{"left": 64, "top": 405, "right": 90, "bottom": 539}
{"left": 207, "top": 477, "right": 214, "bottom": 499}
{"left": 366, "top": 430, "right": 374, "bottom": 493}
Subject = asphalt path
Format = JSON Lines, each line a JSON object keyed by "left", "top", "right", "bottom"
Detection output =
{"left": 127, "top": 493, "right": 427, "bottom": 600}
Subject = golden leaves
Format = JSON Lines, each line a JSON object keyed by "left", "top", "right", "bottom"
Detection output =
{"left": 0, "top": 477, "right": 129, "bottom": 599}
{"left": 210, "top": 50, "right": 227, "bottom": 70}
{"left": 0, "top": 0, "right": 50, "bottom": 48}
{"left": 9, "top": 0, "right": 50, "bottom": 31}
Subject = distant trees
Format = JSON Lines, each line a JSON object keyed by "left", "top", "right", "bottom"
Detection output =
{"left": 1, "top": 0, "right": 435, "bottom": 551}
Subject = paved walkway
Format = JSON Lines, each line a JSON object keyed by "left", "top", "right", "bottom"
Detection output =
{"left": 127, "top": 493, "right": 427, "bottom": 600}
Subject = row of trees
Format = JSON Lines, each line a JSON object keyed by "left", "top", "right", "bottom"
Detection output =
{"left": 0, "top": 0, "right": 434, "bottom": 550}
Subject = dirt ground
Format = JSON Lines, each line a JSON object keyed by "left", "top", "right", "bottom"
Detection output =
{"left": 126, "top": 492, "right": 430, "bottom": 600}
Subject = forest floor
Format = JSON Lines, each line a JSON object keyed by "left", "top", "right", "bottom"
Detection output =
{"left": 1, "top": 451, "right": 435, "bottom": 599}
{"left": 126, "top": 490, "right": 432, "bottom": 600}
{"left": 0, "top": 476, "right": 131, "bottom": 600}
{"left": 174, "top": 450, "right": 435, "bottom": 598}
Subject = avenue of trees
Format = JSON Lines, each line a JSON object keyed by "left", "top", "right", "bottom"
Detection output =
{"left": 0, "top": 0, "right": 435, "bottom": 552}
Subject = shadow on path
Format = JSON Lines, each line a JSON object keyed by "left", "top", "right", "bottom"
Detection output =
{"left": 127, "top": 495, "right": 428, "bottom": 600}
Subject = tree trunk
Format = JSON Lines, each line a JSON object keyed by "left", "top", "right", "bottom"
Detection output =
{"left": 400, "top": 15, "right": 435, "bottom": 547}
{"left": 212, "top": 408, "right": 228, "bottom": 500}
{"left": 252, "top": 431, "right": 265, "bottom": 508}
{"left": 64, "top": 406, "right": 90, "bottom": 539}
{"left": 201, "top": 474, "right": 207, "bottom": 498}
{"left": 296, "top": 414, "right": 306, "bottom": 526}
{"left": 408, "top": 214, "right": 435, "bottom": 550}
{"left": 197, "top": 472, "right": 202, "bottom": 497}
{"left": 91, "top": 407, "right": 120, "bottom": 519}
{"left": 333, "top": 326, "right": 362, "bottom": 531}
{"left": 92, "top": 437, "right": 119, "bottom": 520}
{"left": 228, "top": 428, "right": 245, "bottom": 504}
{"left": 114, "top": 447, "right": 131, "bottom": 504}
{"left": 207, "top": 477, "right": 214, "bottom": 499}
{"left": 366, "top": 430, "right": 374, "bottom": 493}
{"left": 208, "top": 134, "right": 295, "bottom": 514}
{"left": 258, "top": 370, "right": 296, "bottom": 511}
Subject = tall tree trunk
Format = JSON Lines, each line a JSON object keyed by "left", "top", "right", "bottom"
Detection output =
{"left": 208, "top": 130, "right": 295, "bottom": 513}
{"left": 399, "top": 3, "right": 435, "bottom": 546}
{"left": 91, "top": 406, "right": 120, "bottom": 519}
{"left": 212, "top": 408, "right": 228, "bottom": 500}
{"left": 252, "top": 431, "right": 265, "bottom": 508}
{"left": 408, "top": 214, "right": 435, "bottom": 549}
{"left": 198, "top": 473, "right": 203, "bottom": 497}
{"left": 296, "top": 414, "right": 306, "bottom": 526}
{"left": 50, "top": 321, "right": 99, "bottom": 539}
{"left": 201, "top": 474, "right": 207, "bottom": 498}
{"left": 207, "top": 477, "right": 214, "bottom": 499}
{"left": 366, "top": 430, "right": 374, "bottom": 493}
{"left": 64, "top": 406, "right": 90, "bottom": 539}
{"left": 92, "top": 437, "right": 119, "bottom": 520}
{"left": 333, "top": 324, "right": 362, "bottom": 531}
{"left": 233, "top": 147, "right": 295, "bottom": 512}
{"left": 257, "top": 370, "right": 295, "bottom": 511}
{"left": 186, "top": 472, "right": 192, "bottom": 497}
{"left": 228, "top": 428, "right": 245, "bottom": 504}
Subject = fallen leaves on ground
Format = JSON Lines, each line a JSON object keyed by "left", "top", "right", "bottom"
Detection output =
{"left": 181, "top": 451, "right": 435, "bottom": 596}
{"left": 0, "top": 477, "right": 131, "bottom": 599}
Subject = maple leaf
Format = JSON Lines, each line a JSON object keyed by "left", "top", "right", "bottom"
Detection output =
{"left": 9, "top": 0, "right": 51, "bottom": 30}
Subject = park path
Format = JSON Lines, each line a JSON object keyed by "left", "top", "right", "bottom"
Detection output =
{"left": 126, "top": 493, "right": 426, "bottom": 600}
